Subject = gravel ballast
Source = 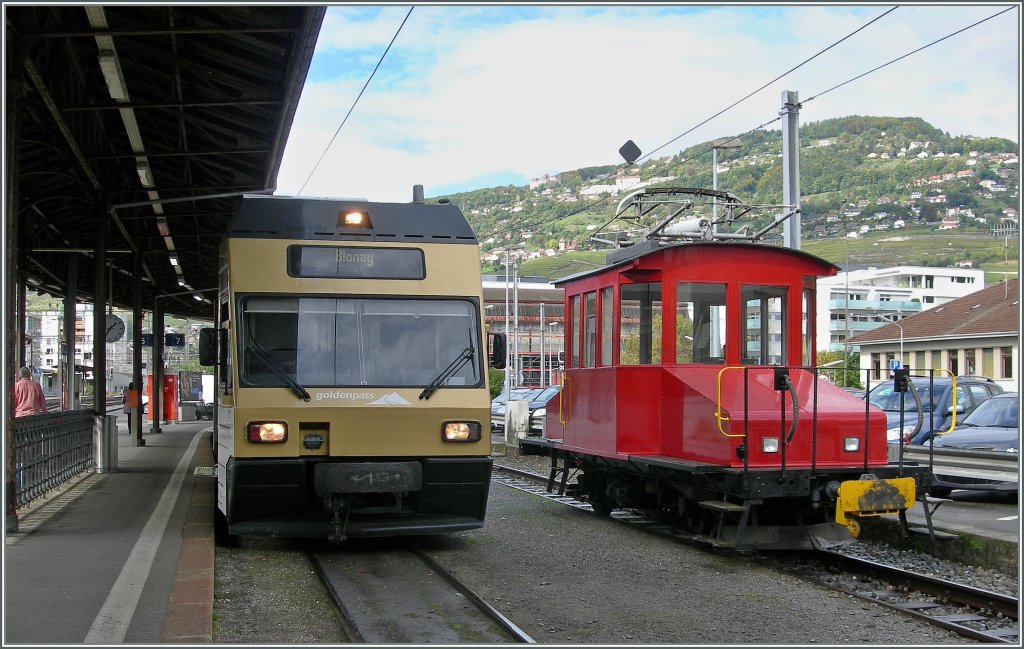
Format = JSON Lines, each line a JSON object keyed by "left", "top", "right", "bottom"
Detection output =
{"left": 214, "top": 454, "right": 973, "bottom": 644}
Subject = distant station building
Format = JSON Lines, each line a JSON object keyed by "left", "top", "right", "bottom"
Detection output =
{"left": 817, "top": 266, "right": 986, "bottom": 353}
{"left": 483, "top": 275, "right": 564, "bottom": 387}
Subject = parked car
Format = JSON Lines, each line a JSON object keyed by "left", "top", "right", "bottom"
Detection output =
{"left": 526, "top": 384, "right": 562, "bottom": 436}
{"left": 490, "top": 385, "right": 562, "bottom": 437}
{"left": 490, "top": 387, "right": 542, "bottom": 436}
{"left": 195, "top": 400, "right": 213, "bottom": 420}
{"left": 866, "top": 375, "right": 1003, "bottom": 445}
{"left": 934, "top": 393, "right": 1019, "bottom": 453}
{"left": 839, "top": 386, "right": 865, "bottom": 399}
{"left": 928, "top": 392, "right": 1019, "bottom": 496}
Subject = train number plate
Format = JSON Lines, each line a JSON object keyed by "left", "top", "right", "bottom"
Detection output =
{"left": 314, "top": 461, "right": 423, "bottom": 494}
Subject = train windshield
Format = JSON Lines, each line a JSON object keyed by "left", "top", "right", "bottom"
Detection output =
{"left": 238, "top": 296, "right": 482, "bottom": 389}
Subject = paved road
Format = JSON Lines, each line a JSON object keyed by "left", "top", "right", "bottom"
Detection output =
{"left": 906, "top": 488, "right": 1019, "bottom": 543}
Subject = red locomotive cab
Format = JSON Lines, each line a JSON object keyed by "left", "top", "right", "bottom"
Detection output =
{"left": 546, "top": 242, "right": 888, "bottom": 471}
{"left": 530, "top": 188, "right": 919, "bottom": 549}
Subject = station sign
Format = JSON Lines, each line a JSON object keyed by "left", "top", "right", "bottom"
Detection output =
{"left": 139, "top": 333, "right": 185, "bottom": 347}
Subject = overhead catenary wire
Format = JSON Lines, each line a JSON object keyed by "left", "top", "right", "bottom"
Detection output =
{"left": 803, "top": 6, "right": 1016, "bottom": 104}
{"left": 482, "top": 5, "right": 1013, "bottom": 246}
{"left": 635, "top": 6, "right": 899, "bottom": 166}
{"left": 483, "top": 6, "right": 901, "bottom": 243}
{"left": 485, "top": 114, "right": 783, "bottom": 245}
{"left": 297, "top": 6, "right": 415, "bottom": 196}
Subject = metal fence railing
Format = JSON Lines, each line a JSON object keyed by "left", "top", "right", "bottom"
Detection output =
{"left": 12, "top": 410, "right": 96, "bottom": 509}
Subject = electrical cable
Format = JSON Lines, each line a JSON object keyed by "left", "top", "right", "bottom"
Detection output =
{"left": 297, "top": 6, "right": 415, "bottom": 195}
{"left": 803, "top": 6, "right": 1016, "bottom": 104}
{"left": 481, "top": 6, "right": 900, "bottom": 243}
{"left": 636, "top": 6, "right": 899, "bottom": 165}
{"left": 481, "top": 5, "right": 1013, "bottom": 248}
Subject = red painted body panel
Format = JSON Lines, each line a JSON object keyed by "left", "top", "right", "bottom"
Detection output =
{"left": 547, "top": 242, "right": 889, "bottom": 472}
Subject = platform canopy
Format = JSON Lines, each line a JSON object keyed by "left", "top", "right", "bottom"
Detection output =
{"left": 6, "top": 5, "right": 326, "bottom": 320}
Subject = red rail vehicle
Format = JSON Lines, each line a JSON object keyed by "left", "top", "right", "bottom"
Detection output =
{"left": 522, "top": 188, "right": 928, "bottom": 550}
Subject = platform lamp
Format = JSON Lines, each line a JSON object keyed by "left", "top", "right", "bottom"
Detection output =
{"left": 97, "top": 50, "right": 128, "bottom": 101}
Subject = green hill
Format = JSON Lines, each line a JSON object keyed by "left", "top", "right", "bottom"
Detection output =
{"left": 433, "top": 116, "right": 1018, "bottom": 280}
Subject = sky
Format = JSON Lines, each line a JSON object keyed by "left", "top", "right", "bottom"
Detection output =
{"left": 274, "top": 4, "right": 1021, "bottom": 204}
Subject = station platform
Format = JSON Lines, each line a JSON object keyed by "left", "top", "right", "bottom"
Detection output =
{"left": 4, "top": 420, "right": 215, "bottom": 644}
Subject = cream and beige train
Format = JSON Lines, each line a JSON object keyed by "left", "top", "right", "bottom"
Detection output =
{"left": 199, "top": 194, "right": 505, "bottom": 542}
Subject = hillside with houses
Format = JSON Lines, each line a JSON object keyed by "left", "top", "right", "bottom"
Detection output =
{"left": 429, "top": 116, "right": 1018, "bottom": 277}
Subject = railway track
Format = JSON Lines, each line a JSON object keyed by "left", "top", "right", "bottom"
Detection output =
{"left": 306, "top": 541, "right": 535, "bottom": 644}
{"left": 793, "top": 550, "right": 1019, "bottom": 644}
{"left": 492, "top": 463, "right": 1020, "bottom": 644}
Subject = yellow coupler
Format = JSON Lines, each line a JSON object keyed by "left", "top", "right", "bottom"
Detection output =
{"left": 835, "top": 476, "right": 916, "bottom": 538}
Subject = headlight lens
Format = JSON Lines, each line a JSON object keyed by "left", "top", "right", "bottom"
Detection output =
{"left": 762, "top": 437, "right": 780, "bottom": 453}
{"left": 844, "top": 436, "right": 861, "bottom": 452}
{"left": 247, "top": 421, "right": 287, "bottom": 443}
{"left": 443, "top": 421, "right": 481, "bottom": 442}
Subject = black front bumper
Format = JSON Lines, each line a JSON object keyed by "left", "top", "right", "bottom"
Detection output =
{"left": 226, "top": 456, "right": 492, "bottom": 538}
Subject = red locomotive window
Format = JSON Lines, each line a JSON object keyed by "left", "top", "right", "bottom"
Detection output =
{"left": 802, "top": 288, "right": 813, "bottom": 367}
{"left": 599, "top": 287, "right": 613, "bottom": 366}
{"left": 584, "top": 292, "right": 597, "bottom": 367}
{"left": 741, "top": 285, "right": 787, "bottom": 365}
{"left": 569, "top": 295, "right": 581, "bottom": 368}
{"left": 676, "top": 283, "right": 727, "bottom": 364}
{"left": 620, "top": 282, "right": 662, "bottom": 365}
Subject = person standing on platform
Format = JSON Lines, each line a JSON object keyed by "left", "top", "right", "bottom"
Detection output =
{"left": 14, "top": 367, "right": 48, "bottom": 417}
{"left": 123, "top": 381, "right": 138, "bottom": 435}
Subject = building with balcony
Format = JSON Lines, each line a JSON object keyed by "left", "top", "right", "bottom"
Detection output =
{"left": 849, "top": 279, "right": 1018, "bottom": 392}
{"left": 817, "top": 266, "right": 985, "bottom": 353}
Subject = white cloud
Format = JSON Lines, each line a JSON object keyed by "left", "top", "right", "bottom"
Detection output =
{"left": 276, "top": 5, "right": 1019, "bottom": 203}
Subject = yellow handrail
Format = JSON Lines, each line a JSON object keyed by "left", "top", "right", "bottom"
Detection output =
{"left": 558, "top": 375, "right": 572, "bottom": 426}
{"left": 932, "top": 370, "right": 958, "bottom": 436}
{"left": 715, "top": 366, "right": 745, "bottom": 438}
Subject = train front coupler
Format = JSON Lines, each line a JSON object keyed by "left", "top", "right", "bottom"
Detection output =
{"left": 829, "top": 474, "right": 916, "bottom": 538}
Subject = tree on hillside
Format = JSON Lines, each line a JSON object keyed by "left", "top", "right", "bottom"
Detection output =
{"left": 918, "top": 203, "right": 940, "bottom": 223}
{"left": 816, "top": 349, "right": 861, "bottom": 388}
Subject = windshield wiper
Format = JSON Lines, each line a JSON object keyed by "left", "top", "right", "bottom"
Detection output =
{"left": 248, "top": 335, "right": 311, "bottom": 402}
{"left": 419, "top": 347, "right": 474, "bottom": 401}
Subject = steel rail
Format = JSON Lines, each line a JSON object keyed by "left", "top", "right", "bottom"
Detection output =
{"left": 307, "top": 543, "right": 535, "bottom": 644}
{"left": 303, "top": 550, "right": 369, "bottom": 643}
{"left": 410, "top": 548, "right": 537, "bottom": 644}
{"left": 817, "top": 550, "right": 1018, "bottom": 620}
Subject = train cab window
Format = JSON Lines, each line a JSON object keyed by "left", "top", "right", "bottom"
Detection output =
{"left": 583, "top": 292, "right": 597, "bottom": 367}
{"left": 620, "top": 282, "right": 662, "bottom": 365}
{"left": 238, "top": 296, "right": 481, "bottom": 388}
{"left": 599, "top": 287, "right": 613, "bottom": 366}
{"left": 741, "top": 285, "right": 787, "bottom": 365}
{"left": 569, "top": 295, "right": 581, "bottom": 368}
{"left": 676, "top": 283, "right": 726, "bottom": 364}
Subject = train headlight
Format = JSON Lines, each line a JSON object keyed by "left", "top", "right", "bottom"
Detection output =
{"left": 443, "top": 421, "right": 481, "bottom": 442}
{"left": 762, "top": 437, "right": 780, "bottom": 453}
{"left": 247, "top": 421, "right": 287, "bottom": 443}
{"left": 844, "top": 436, "right": 861, "bottom": 452}
{"left": 339, "top": 210, "right": 372, "bottom": 228}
